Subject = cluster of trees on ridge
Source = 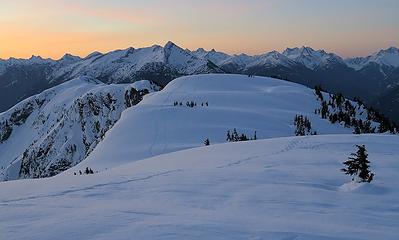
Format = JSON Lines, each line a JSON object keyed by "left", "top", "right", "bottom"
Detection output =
{"left": 314, "top": 86, "right": 397, "bottom": 134}
{"left": 174, "top": 101, "right": 209, "bottom": 108}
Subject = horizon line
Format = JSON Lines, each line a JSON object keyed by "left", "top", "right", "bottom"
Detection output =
{"left": 1, "top": 41, "right": 397, "bottom": 61}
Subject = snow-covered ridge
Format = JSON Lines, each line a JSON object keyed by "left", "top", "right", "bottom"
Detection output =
{"left": 79, "top": 74, "right": 356, "bottom": 172}
{"left": 191, "top": 46, "right": 346, "bottom": 70}
{"left": 0, "top": 77, "right": 157, "bottom": 181}
{"left": 47, "top": 41, "right": 223, "bottom": 85}
{"left": 0, "top": 42, "right": 224, "bottom": 88}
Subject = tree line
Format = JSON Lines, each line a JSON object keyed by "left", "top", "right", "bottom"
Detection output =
{"left": 73, "top": 167, "right": 95, "bottom": 176}
{"left": 174, "top": 101, "right": 209, "bottom": 108}
{"left": 203, "top": 129, "right": 258, "bottom": 146}
{"left": 314, "top": 86, "right": 397, "bottom": 134}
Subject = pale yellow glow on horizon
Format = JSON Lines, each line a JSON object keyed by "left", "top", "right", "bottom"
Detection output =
{"left": 0, "top": 0, "right": 398, "bottom": 59}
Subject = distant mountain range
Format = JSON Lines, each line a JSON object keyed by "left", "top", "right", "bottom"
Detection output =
{"left": 1, "top": 42, "right": 399, "bottom": 121}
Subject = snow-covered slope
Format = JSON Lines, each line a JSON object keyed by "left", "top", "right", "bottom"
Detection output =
{"left": 81, "top": 74, "right": 354, "bottom": 171}
{"left": 1, "top": 134, "right": 398, "bottom": 240}
{"left": 0, "top": 77, "right": 156, "bottom": 181}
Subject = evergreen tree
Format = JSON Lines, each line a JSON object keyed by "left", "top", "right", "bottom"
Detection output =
{"left": 226, "top": 130, "right": 231, "bottom": 142}
{"left": 354, "top": 126, "right": 361, "bottom": 135}
{"left": 314, "top": 86, "right": 324, "bottom": 101}
{"left": 294, "top": 115, "right": 313, "bottom": 136}
{"left": 321, "top": 101, "right": 329, "bottom": 119}
{"left": 232, "top": 128, "right": 239, "bottom": 142}
{"left": 342, "top": 145, "right": 374, "bottom": 183}
{"left": 239, "top": 134, "right": 248, "bottom": 141}
{"left": 204, "top": 138, "right": 210, "bottom": 146}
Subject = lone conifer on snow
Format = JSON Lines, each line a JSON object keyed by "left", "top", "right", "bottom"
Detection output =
{"left": 342, "top": 145, "right": 374, "bottom": 183}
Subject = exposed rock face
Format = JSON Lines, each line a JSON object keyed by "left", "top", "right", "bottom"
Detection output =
{"left": 0, "top": 77, "right": 157, "bottom": 180}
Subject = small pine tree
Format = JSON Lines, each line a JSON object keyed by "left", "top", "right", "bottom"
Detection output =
{"left": 204, "top": 138, "right": 210, "bottom": 146}
{"left": 232, "top": 128, "right": 239, "bottom": 142}
{"left": 342, "top": 145, "right": 374, "bottom": 183}
{"left": 354, "top": 126, "right": 361, "bottom": 134}
{"left": 239, "top": 134, "right": 248, "bottom": 141}
{"left": 226, "top": 130, "right": 231, "bottom": 142}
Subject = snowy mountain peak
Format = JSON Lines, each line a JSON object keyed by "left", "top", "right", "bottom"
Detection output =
{"left": 282, "top": 46, "right": 344, "bottom": 69}
{"left": 29, "top": 55, "right": 43, "bottom": 61}
{"left": 124, "top": 47, "right": 135, "bottom": 55}
{"left": 268, "top": 50, "right": 280, "bottom": 55}
{"left": 373, "top": 47, "right": 399, "bottom": 67}
{"left": 195, "top": 48, "right": 206, "bottom": 54}
{"left": 346, "top": 46, "right": 399, "bottom": 70}
{"left": 300, "top": 46, "right": 316, "bottom": 55}
{"left": 59, "top": 53, "right": 82, "bottom": 64}
{"left": 283, "top": 46, "right": 315, "bottom": 57}
{"left": 84, "top": 51, "right": 103, "bottom": 60}
{"left": 164, "top": 41, "right": 179, "bottom": 49}
{"left": 379, "top": 46, "right": 399, "bottom": 54}
{"left": 28, "top": 55, "right": 53, "bottom": 64}
{"left": 250, "top": 51, "right": 295, "bottom": 68}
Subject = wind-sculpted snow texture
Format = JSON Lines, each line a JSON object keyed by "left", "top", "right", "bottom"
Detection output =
{"left": 0, "top": 135, "right": 398, "bottom": 240}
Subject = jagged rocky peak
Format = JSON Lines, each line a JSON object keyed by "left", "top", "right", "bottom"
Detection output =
{"left": 164, "top": 41, "right": 180, "bottom": 50}
{"left": 379, "top": 46, "right": 399, "bottom": 54}
{"left": 283, "top": 46, "right": 328, "bottom": 58}
{"left": 372, "top": 47, "right": 399, "bottom": 67}
{"left": 281, "top": 46, "right": 344, "bottom": 69}
{"left": 195, "top": 47, "right": 206, "bottom": 53}
{"left": 59, "top": 53, "right": 82, "bottom": 63}
{"left": 299, "top": 46, "right": 316, "bottom": 55}
{"left": 84, "top": 51, "right": 104, "bottom": 60}
{"left": 265, "top": 50, "right": 283, "bottom": 57}
{"left": 346, "top": 46, "right": 399, "bottom": 70}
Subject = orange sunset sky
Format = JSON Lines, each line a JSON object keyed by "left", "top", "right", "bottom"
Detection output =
{"left": 1, "top": 0, "right": 398, "bottom": 59}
